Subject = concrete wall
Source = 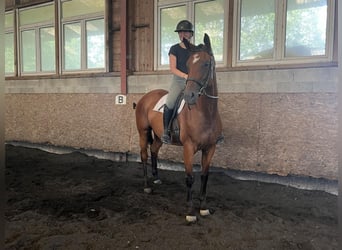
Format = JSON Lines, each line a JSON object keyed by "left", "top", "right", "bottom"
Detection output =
{"left": 5, "top": 67, "right": 338, "bottom": 180}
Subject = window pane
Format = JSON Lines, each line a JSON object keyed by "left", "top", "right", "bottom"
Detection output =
{"left": 21, "top": 30, "right": 36, "bottom": 72}
{"left": 20, "top": 4, "right": 54, "bottom": 26}
{"left": 5, "top": 33, "right": 14, "bottom": 74}
{"left": 87, "top": 19, "right": 105, "bottom": 68}
{"left": 64, "top": 23, "right": 81, "bottom": 70}
{"left": 285, "top": 0, "right": 327, "bottom": 57}
{"left": 40, "top": 27, "right": 55, "bottom": 72}
{"left": 160, "top": 5, "right": 187, "bottom": 65}
{"left": 5, "top": 12, "right": 14, "bottom": 29}
{"left": 194, "top": 0, "right": 224, "bottom": 61}
{"left": 239, "top": 0, "right": 275, "bottom": 60}
{"left": 62, "top": 0, "right": 105, "bottom": 19}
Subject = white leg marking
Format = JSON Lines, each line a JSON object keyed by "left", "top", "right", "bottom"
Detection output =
{"left": 153, "top": 179, "right": 162, "bottom": 184}
{"left": 200, "top": 209, "right": 211, "bottom": 216}
{"left": 193, "top": 54, "right": 200, "bottom": 64}
{"left": 186, "top": 215, "right": 197, "bottom": 223}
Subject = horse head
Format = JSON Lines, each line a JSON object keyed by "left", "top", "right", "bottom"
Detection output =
{"left": 183, "top": 33, "right": 217, "bottom": 105}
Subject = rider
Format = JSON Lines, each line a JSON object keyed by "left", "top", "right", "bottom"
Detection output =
{"left": 161, "top": 20, "right": 194, "bottom": 144}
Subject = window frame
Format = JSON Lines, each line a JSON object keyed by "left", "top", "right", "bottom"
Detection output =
{"left": 17, "top": 2, "right": 56, "bottom": 76}
{"left": 60, "top": 10, "right": 106, "bottom": 74}
{"left": 19, "top": 24, "right": 56, "bottom": 75}
{"left": 5, "top": 11, "right": 15, "bottom": 76}
{"left": 155, "top": 0, "right": 336, "bottom": 71}
{"left": 154, "top": 2, "right": 188, "bottom": 71}
{"left": 154, "top": 0, "right": 228, "bottom": 70}
{"left": 5, "top": 0, "right": 107, "bottom": 78}
{"left": 232, "top": 0, "right": 335, "bottom": 67}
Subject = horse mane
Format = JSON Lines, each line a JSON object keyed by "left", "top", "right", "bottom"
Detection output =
{"left": 190, "top": 44, "right": 204, "bottom": 52}
{"left": 186, "top": 41, "right": 213, "bottom": 56}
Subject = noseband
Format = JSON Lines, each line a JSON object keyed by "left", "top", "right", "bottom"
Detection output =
{"left": 185, "top": 55, "right": 218, "bottom": 99}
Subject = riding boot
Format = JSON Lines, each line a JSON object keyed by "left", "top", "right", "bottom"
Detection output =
{"left": 216, "top": 133, "right": 224, "bottom": 144}
{"left": 161, "top": 105, "right": 173, "bottom": 144}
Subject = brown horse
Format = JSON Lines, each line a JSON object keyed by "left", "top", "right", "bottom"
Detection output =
{"left": 135, "top": 33, "right": 222, "bottom": 222}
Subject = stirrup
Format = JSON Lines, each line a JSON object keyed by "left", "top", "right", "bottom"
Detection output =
{"left": 216, "top": 134, "right": 224, "bottom": 144}
{"left": 161, "top": 133, "right": 171, "bottom": 144}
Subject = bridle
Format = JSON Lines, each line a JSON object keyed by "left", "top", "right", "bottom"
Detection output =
{"left": 185, "top": 54, "right": 219, "bottom": 99}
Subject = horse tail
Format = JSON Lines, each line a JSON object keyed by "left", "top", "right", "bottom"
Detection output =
{"left": 147, "top": 127, "right": 154, "bottom": 145}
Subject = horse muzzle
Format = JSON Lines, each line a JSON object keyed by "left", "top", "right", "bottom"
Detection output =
{"left": 184, "top": 90, "right": 199, "bottom": 105}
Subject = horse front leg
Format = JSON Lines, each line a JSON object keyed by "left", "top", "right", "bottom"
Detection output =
{"left": 199, "top": 145, "right": 216, "bottom": 217}
{"left": 185, "top": 174, "right": 195, "bottom": 222}
{"left": 183, "top": 144, "right": 196, "bottom": 223}
{"left": 199, "top": 174, "right": 210, "bottom": 216}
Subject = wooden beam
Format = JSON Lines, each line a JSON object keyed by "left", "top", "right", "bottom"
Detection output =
{"left": 120, "top": 0, "right": 127, "bottom": 94}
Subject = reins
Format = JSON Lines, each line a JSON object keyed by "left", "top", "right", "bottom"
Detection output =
{"left": 185, "top": 55, "right": 219, "bottom": 99}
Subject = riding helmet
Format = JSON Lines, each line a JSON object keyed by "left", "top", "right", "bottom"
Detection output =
{"left": 174, "top": 20, "right": 194, "bottom": 33}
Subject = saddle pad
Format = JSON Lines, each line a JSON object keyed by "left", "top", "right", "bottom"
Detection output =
{"left": 152, "top": 94, "right": 185, "bottom": 114}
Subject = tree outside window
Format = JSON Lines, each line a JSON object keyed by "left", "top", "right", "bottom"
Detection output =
{"left": 19, "top": 4, "right": 55, "bottom": 75}
{"left": 236, "top": 0, "right": 332, "bottom": 65}
{"left": 61, "top": 0, "right": 105, "bottom": 72}
{"left": 157, "top": 0, "right": 226, "bottom": 69}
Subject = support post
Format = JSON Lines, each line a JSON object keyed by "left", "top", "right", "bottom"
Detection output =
{"left": 120, "top": 0, "right": 127, "bottom": 94}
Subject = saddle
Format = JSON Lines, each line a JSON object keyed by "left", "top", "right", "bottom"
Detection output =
{"left": 153, "top": 93, "right": 185, "bottom": 145}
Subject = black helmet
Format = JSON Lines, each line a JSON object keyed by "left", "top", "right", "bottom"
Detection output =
{"left": 175, "top": 20, "right": 194, "bottom": 33}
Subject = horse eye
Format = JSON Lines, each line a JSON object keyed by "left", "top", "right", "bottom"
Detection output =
{"left": 203, "top": 62, "right": 210, "bottom": 67}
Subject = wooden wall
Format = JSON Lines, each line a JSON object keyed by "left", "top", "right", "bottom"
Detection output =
{"left": 107, "top": 0, "right": 154, "bottom": 72}
{"left": 110, "top": 0, "right": 121, "bottom": 72}
{"left": 127, "top": 0, "right": 154, "bottom": 72}
{"left": 110, "top": 0, "right": 154, "bottom": 72}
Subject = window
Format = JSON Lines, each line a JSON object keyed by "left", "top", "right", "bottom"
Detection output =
{"left": 194, "top": 0, "right": 225, "bottom": 62}
{"left": 18, "top": 4, "right": 55, "bottom": 75}
{"left": 156, "top": 0, "right": 335, "bottom": 69}
{"left": 155, "top": 0, "right": 226, "bottom": 69}
{"left": 285, "top": 0, "right": 328, "bottom": 57}
{"left": 5, "top": 12, "right": 14, "bottom": 75}
{"left": 238, "top": 0, "right": 275, "bottom": 61}
{"left": 5, "top": 0, "right": 105, "bottom": 77}
{"left": 234, "top": 0, "right": 334, "bottom": 66}
{"left": 61, "top": 0, "right": 105, "bottom": 72}
{"left": 159, "top": 5, "right": 187, "bottom": 66}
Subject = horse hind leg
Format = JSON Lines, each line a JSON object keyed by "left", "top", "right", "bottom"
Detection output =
{"left": 150, "top": 135, "right": 163, "bottom": 185}
{"left": 138, "top": 128, "right": 152, "bottom": 194}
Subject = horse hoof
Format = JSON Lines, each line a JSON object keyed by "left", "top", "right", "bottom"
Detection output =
{"left": 144, "top": 187, "right": 152, "bottom": 194}
{"left": 153, "top": 179, "right": 162, "bottom": 185}
{"left": 185, "top": 215, "right": 197, "bottom": 223}
{"left": 200, "top": 209, "right": 211, "bottom": 216}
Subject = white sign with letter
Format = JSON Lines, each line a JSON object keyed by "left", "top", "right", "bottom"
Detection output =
{"left": 115, "top": 94, "right": 126, "bottom": 105}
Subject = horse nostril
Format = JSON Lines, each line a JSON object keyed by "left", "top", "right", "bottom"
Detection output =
{"left": 184, "top": 91, "right": 197, "bottom": 105}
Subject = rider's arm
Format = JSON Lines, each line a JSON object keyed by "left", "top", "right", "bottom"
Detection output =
{"left": 169, "top": 54, "right": 188, "bottom": 80}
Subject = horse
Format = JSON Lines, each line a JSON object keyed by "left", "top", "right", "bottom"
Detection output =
{"left": 135, "top": 33, "right": 223, "bottom": 222}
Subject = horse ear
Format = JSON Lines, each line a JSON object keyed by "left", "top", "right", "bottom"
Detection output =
{"left": 204, "top": 33, "right": 213, "bottom": 54}
{"left": 183, "top": 38, "right": 191, "bottom": 49}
